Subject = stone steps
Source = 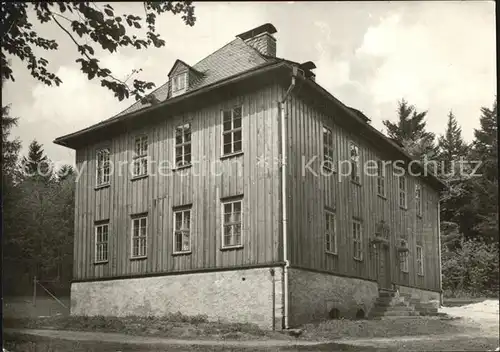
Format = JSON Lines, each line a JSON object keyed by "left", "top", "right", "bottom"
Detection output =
{"left": 369, "top": 289, "right": 440, "bottom": 319}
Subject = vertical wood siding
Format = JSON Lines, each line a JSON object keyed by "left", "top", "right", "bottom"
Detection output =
{"left": 285, "top": 92, "right": 440, "bottom": 292}
{"left": 73, "top": 83, "right": 282, "bottom": 280}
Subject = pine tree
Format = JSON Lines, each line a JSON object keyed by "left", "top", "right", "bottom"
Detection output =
{"left": 438, "top": 111, "right": 469, "bottom": 174}
{"left": 21, "top": 140, "right": 53, "bottom": 181}
{"left": 383, "top": 99, "right": 438, "bottom": 160}
{"left": 467, "top": 98, "right": 498, "bottom": 242}
{"left": 56, "top": 164, "right": 75, "bottom": 182}
{"left": 471, "top": 99, "right": 497, "bottom": 181}
{"left": 1, "top": 105, "right": 22, "bottom": 183}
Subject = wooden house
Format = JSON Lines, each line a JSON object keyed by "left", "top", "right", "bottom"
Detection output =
{"left": 54, "top": 23, "right": 445, "bottom": 329}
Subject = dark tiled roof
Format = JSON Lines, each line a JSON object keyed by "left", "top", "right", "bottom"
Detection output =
{"left": 110, "top": 37, "right": 273, "bottom": 120}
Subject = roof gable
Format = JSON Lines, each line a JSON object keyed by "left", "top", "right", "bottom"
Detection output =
{"left": 167, "top": 59, "right": 192, "bottom": 77}
{"left": 111, "top": 38, "right": 271, "bottom": 119}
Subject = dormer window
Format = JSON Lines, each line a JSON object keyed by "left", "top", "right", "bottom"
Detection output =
{"left": 172, "top": 72, "right": 187, "bottom": 94}
{"left": 168, "top": 59, "right": 201, "bottom": 99}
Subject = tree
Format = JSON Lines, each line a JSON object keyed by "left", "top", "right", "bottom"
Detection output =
{"left": 467, "top": 98, "right": 498, "bottom": 242}
{"left": 471, "top": 99, "right": 497, "bottom": 180}
{"left": 56, "top": 164, "right": 75, "bottom": 181}
{"left": 1, "top": 104, "right": 22, "bottom": 183}
{"left": 1, "top": 2, "right": 196, "bottom": 101}
{"left": 436, "top": 111, "right": 471, "bottom": 229}
{"left": 437, "top": 111, "right": 469, "bottom": 175}
{"left": 21, "top": 139, "right": 53, "bottom": 181}
{"left": 440, "top": 221, "right": 462, "bottom": 252}
{"left": 383, "top": 99, "right": 438, "bottom": 160}
{"left": 442, "top": 237, "right": 499, "bottom": 297}
{"left": 2, "top": 103, "right": 25, "bottom": 294}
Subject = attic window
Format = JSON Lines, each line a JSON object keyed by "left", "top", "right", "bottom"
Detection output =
{"left": 172, "top": 72, "right": 187, "bottom": 92}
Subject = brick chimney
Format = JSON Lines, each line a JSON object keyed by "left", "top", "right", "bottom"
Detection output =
{"left": 236, "top": 23, "right": 277, "bottom": 57}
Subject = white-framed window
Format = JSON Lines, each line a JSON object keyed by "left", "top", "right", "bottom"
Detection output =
{"left": 131, "top": 216, "right": 147, "bottom": 258}
{"left": 415, "top": 183, "right": 422, "bottom": 217}
{"left": 352, "top": 219, "right": 363, "bottom": 261}
{"left": 96, "top": 148, "right": 110, "bottom": 186}
{"left": 399, "top": 250, "right": 409, "bottom": 273}
{"left": 416, "top": 245, "right": 424, "bottom": 275}
{"left": 175, "top": 123, "right": 192, "bottom": 167}
{"left": 133, "top": 135, "right": 148, "bottom": 177}
{"left": 399, "top": 176, "right": 407, "bottom": 209}
{"left": 94, "top": 222, "right": 109, "bottom": 263}
{"left": 173, "top": 208, "right": 191, "bottom": 253}
{"left": 325, "top": 210, "right": 337, "bottom": 254}
{"left": 350, "top": 142, "right": 360, "bottom": 184}
{"left": 377, "top": 160, "right": 386, "bottom": 197}
{"left": 323, "top": 126, "right": 334, "bottom": 171}
{"left": 172, "top": 72, "right": 187, "bottom": 92}
{"left": 222, "top": 106, "right": 242, "bottom": 156}
{"left": 222, "top": 198, "right": 242, "bottom": 248}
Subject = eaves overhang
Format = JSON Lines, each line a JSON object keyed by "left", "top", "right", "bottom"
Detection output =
{"left": 53, "top": 61, "right": 290, "bottom": 149}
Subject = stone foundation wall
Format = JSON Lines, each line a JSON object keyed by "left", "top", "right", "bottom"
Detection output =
{"left": 288, "top": 268, "right": 379, "bottom": 327}
{"left": 71, "top": 267, "right": 283, "bottom": 330}
{"left": 396, "top": 285, "right": 441, "bottom": 307}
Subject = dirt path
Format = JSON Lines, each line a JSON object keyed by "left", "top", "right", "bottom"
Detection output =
{"left": 439, "top": 299, "right": 499, "bottom": 337}
{"left": 335, "top": 300, "right": 500, "bottom": 351}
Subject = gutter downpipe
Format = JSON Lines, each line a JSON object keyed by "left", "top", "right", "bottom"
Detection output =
{"left": 279, "top": 66, "right": 298, "bottom": 330}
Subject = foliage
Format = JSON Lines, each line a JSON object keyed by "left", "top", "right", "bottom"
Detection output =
{"left": 1, "top": 2, "right": 196, "bottom": 101}
{"left": 1, "top": 104, "right": 22, "bottom": 183}
{"left": 386, "top": 97, "right": 497, "bottom": 244}
{"left": 436, "top": 111, "right": 473, "bottom": 237}
{"left": 383, "top": 99, "right": 438, "bottom": 160}
{"left": 467, "top": 99, "right": 498, "bottom": 242}
{"left": 440, "top": 221, "right": 462, "bottom": 252}
{"left": 20, "top": 139, "right": 52, "bottom": 181}
{"left": 442, "top": 237, "right": 499, "bottom": 298}
{"left": 3, "top": 139, "right": 75, "bottom": 295}
{"left": 437, "top": 111, "right": 469, "bottom": 174}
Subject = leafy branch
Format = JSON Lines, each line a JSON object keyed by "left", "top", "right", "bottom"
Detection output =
{"left": 1, "top": 1, "right": 196, "bottom": 101}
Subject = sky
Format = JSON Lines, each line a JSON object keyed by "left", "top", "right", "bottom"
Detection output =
{"left": 2, "top": 1, "right": 496, "bottom": 167}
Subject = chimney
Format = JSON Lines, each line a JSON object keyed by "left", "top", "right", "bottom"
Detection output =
{"left": 300, "top": 61, "right": 317, "bottom": 82}
{"left": 236, "top": 23, "right": 277, "bottom": 57}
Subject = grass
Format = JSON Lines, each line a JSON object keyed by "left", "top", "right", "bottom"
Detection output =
{"left": 3, "top": 296, "right": 70, "bottom": 319}
{"left": 298, "top": 317, "right": 471, "bottom": 341}
{"left": 5, "top": 331, "right": 498, "bottom": 352}
{"left": 443, "top": 296, "right": 498, "bottom": 307}
{"left": 5, "top": 314, "right": 494, "bottom": 352}
{"left": 4, "top": 313, "right": 473, "bottom": 343}
{"left": 2, "top": 332, "right": 389, "bottom": 352}
{"left": 3, "top": 313, "right": 291, "bottom": 341}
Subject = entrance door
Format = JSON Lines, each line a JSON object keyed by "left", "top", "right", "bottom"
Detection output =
{"left": 376, "top": 244, "right": 392, "bottom": 290}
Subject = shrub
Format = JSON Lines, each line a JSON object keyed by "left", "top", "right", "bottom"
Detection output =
{"left": 442, "top": 238, "right": 499, "bottom": 297}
